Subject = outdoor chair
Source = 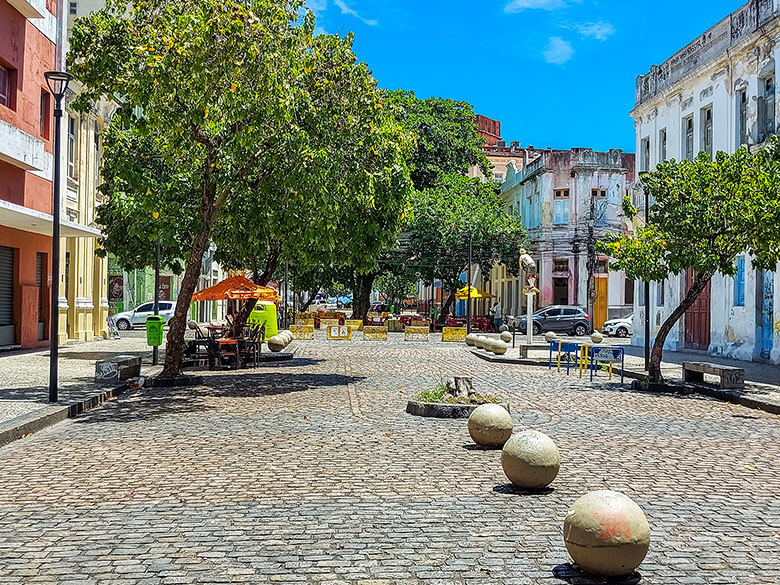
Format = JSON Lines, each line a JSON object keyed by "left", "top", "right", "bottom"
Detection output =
{"left": 239, "top": 324, "right": 264, "bottom": 368}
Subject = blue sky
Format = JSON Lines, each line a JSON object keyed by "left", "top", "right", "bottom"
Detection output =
{"left": 309, "top": 0, "right": 747, "bottom": 153}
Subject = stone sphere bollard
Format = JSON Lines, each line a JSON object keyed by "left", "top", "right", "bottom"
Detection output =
{"left": 493, "top": 340, "right": 508, "bottom": 355}
{"left": 487, "top": 339, "right": 500, "bottom": 354}
{"left": 563, "top": 490, "right": 651, "bottom": 577}
{"left": 500, "top": 331, "right": 513, "bottom": 343}
{"left": 591, "top": 331, "right": 604, "bottom": 344}
{"left": 468, "top": 404, "right": 513, "bottom": 447}
{"left": 476, "top": 336, "right": 489, "bottom": 350}
{"left": 545, "top": 331, "right": 557, "bottom": 343}
{"left": 502, "top": 430, "right": 560, "bottom": 489}
{"left": 466, "top": 333, "right": 478, "bottom": 347}
{"left": 267, "top": 336, "right": 285, "bottom": 352}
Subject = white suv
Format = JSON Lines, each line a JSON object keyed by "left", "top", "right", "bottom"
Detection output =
{"left": 603, "top": 314, "right": 634, "bottom": 338}
{"left": 113, "top": 302, "right": 175, "bottom": 331}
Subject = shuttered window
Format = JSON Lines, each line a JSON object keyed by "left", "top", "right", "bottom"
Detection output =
{"left": 734, "top": 256, "right": 745, "bottom": 307}
{"left": 0, "top": 246, "right": 13, "bottom": 327}
{"left": 36, "top": 253, "right": 44, "bottom": 322}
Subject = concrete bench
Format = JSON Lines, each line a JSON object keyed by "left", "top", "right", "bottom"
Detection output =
{"left": 682, "top": 361, "right": 745, "bottom": 390}
{"left": 95, "top": 355, "right": 142, "bottom": 385}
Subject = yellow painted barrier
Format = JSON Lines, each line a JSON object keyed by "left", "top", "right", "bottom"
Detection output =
{"left": 326, "top": 325, "right": 352, "bottom": 340}
{"left": 405, "top": 326, "right": 430, "bottom": 342}
{"left": 363, "top": 326, "right": 388, "bottom": 341}
{"left": 442, "top": 327, "right": 467, "bottom": 343}
{"left": 290, "top": 324, "right": 315, "bottom": 340}
{"left": 295, "top": 318, "right": 314, "bottom": 327}
{"left": 345, "top": 319, "right": 364, "bottom": 331}
{"left": 321, "top": 318, "right": 340, "bottom": 329}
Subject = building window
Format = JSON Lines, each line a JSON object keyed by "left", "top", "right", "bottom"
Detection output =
{"left": 40, "top": 92, "right": 50, "bottom": 139}
{"left": 737, "top": 89, "right": 748, "bottom": 147}
{"left": 657, "top": 280, "right": 665, "bottom": 306}
{"left": 640, "top": 137, "right": 650, "bottom": 171}
{"left": 658, "top": 128, "right": 667, "bottom": 162}
{"left": 597, "top": 259, "right": 609, "bottom": 274}
{"left": 624, "top": 279, "right": 634, "bottom": 305}
{"left": 67, "top": 116, "right": 77, "bottom": 180}
{"left": 94, "top": 122, "right": 100, "bottom": 184}
{"left": 592, "top": 189, "right": 606, "bottom": 199}
{"left": 69, "top": 1, "right": 77, "bottom": 14}
{"left": 0, "top": 66, "right": 10, "bottom": 108}
{"left": 701, "top": 106, "right": 713, "bottom": 159}
{"left": 734, "top": 255, "right": 745, "bottom": 307}
{"left": 553, "top": 189, "right": 569, "bottom": 225}
{"left": 554, "top": 259, "right": 569, "bottom": 273}
{"left": 683, "top": 115, "right": 694, "bottom": 161}
{"left": 637, "top": 281, "right": 645, "bottom": 305}
{"left": 760, "top": 75, "right": 776, "bottom": 142}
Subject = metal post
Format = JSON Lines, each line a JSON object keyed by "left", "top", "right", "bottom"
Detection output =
{"left": 153, "top": 239, "right": 160, "bottom": 366}
{"left": 48, "top": 101, "right": 63, "bottom": 403}
{"left": 526, "top": 291, "right": 534, "bottom": 347}
{"left": 644, "top": 190, "right": 651, "bottom": 370}
{"left": 284, "top": 262, "right": 289, "bottom": 329}
{"left": 467, "top": 234, "right": 472, "bottom": 334}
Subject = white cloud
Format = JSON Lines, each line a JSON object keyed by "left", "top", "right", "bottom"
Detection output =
{"left": 314, "top": 25, "right": 329, "bottom": 36}
{"left": 333, "top": 0, "right": 378, "bottom": 25}
{"left": 543, "top": 36, "right": 574, "bottom": 64}
{"left": 308, "top": 0, "right": 327, "bottom": 11}
{"left": 505, "top": 0, "right": 567, "bottom": 13}
{"left": 574, "top": 21, "right": 615, "bottom": 41}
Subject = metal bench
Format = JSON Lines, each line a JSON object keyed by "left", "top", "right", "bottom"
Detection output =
{"left": 682, "top": 361, "right": 745, "bottom": 390}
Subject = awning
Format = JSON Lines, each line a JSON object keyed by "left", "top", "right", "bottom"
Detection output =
{"left": 0, "top": 199, "right": 102, "bottom": 238}
{"left": 455, "top": 286, "right": 495, "bottom": 300}
{"left": 192, "top": 275, "right": 281, "bottom": 302}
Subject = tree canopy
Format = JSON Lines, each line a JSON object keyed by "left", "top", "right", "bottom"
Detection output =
{"left": 599, "top": 140, "right": 780, "bottom": 381}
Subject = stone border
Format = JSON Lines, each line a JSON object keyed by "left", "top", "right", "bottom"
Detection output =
{"left": 406, "top": 400, "right": 510, "bottom": 419}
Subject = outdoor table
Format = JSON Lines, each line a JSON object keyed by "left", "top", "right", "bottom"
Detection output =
{"left": 589, "top": 346, "right": 625, "bottom": 383}
{"left": 549, "top": 340, "right": 582, "bottom": 375}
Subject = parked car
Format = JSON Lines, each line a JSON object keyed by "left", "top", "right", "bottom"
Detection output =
{"left": 113, "top": 302, "right": 175, "bottom": 331}
{"left": 603, "top": 314, "right": 634, "bottom": 338}
{"left": 514, "top": 306, "right": 591, "bottom": 337}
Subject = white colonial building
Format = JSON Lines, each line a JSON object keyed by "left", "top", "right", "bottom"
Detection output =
{"left": 632, "top": 0, "right": 780, "bottom": 363}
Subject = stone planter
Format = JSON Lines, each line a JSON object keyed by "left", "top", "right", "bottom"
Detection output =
{"left": 406, "top": 400, "right": 510, "bottom": 419}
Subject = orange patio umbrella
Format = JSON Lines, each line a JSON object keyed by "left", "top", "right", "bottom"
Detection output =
{"left": 192, "top": 275, "right": 281, "bottom": 302}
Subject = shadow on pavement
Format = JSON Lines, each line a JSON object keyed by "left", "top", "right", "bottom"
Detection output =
{"left": 462, "top": 443, "right": 502, "bottom": 451}
{"left": 552, "top": 564, "right": 641, "bottom": 584}
{"left": 60, "top": 350, "right": 150, "bottom": 362}
{"left": 492, "top": 483, "right": 555, "bottom": 496}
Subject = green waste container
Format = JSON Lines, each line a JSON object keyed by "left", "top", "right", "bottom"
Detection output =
{"left": 146, "top": 316, "right": 165, "bottom": 347}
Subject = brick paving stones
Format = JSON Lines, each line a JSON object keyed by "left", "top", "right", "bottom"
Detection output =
{"left": 0, "top": 341, "right": 778, "bottom": 584}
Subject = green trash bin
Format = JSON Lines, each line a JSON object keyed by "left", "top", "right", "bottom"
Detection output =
{"left": 146, "top": 316, "right": 165, "bottom": 347}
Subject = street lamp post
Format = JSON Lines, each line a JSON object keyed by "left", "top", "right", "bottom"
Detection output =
{"left": 153, "top": 222, "right": 160, "bottom": 366}
{"left": 644, "top": 189, "right": 651, "bottom": 371}
{"left": 44, "top": 71, "right": 72, "bottom": 404}
{"left": 466, "top": 234, "right": 472, "bottom": 334}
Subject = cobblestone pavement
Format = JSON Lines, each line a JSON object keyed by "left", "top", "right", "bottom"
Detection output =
{"left": 0, "top": 341, "right": 778, "bottom": 584}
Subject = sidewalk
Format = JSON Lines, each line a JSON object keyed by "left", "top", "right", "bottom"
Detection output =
{"left": 0, "top": 334, "right": 160, "bottom": 445}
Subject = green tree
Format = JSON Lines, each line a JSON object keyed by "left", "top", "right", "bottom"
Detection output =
{"left": 71, "top": 0, "right": 411, "bottom": 374}
{"left": 599, "top": 142, "right": 780, "bottom": 383}
{"left": 403, "top": 174, "right": 528, "bottom": 319}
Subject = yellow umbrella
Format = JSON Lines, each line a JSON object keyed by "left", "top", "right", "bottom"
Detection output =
{"left": 455, "top": 286, "right": 495, "bottom": 300}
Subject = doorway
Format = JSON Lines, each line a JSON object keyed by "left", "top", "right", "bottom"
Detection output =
{"left": 553, "top": 278, "right": 569, "bottom": 305}
{"left": 594, "top": 276, "right": 608, "bottom": 330}
{"left": 685, "top": 269, "right": 711, "bottom": 350}
{"left": 756, "top": 270, "right": 774, "bottom": 361}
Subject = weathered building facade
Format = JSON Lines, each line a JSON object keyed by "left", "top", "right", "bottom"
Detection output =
{"left": 497, "top": 148, "right": 635, "bottom": 328}
{"left": 632, "top": 0, "right": 780, "bottom": 363}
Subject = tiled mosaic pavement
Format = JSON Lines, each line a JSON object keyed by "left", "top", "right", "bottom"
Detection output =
{"left": 0, "top": 341, "right": 777, "bottom": 584}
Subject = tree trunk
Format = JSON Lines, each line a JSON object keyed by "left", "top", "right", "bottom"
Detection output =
{"left": 352, "top": 273, "right": 375, "bottom": 320}
{"left": 300, "top": 287, "right": 319, "bottom": 312}
{"left": 228, "top": 250, "right": 281, "bottom": 337}
{"left": 439, "top": 289, "right": 456, "bottom": 324}
{"left": 648, "top": 271, "right": 713, "bottom": 383}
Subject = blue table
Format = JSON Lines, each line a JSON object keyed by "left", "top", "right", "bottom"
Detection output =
{"left": 549, "top": 340, "right": 582, "bottom": 375}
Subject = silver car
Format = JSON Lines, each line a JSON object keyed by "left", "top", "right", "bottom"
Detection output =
{"left": 113, "top": 302, "right": 175, "bottom": 331}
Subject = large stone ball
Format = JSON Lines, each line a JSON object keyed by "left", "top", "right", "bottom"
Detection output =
{"left": 267, "top": 336, "right": 285, "bottom": 352}
{"left": 476, "top": 336, "right": 489, "bottom": 350}
{"left": 591, "top": 331, "right": 604, "bottom": 344}
{"left": 563, "top": 490, "right": 651, "bottom": 577}
{"left": 500, "top": 331, "right": 513, "bottom": 343}
{"left": 468, "top": 404, "right": 513, "bottom": 447}
{"left": 493, "top": 340, "right": 508, "bottom": 355}
{"left": 545, "top": 331, "right": 557, "bottom": 343}
{"left": 466, "top": 333, "right": 478, "bottom": 347}
{"left": 502, "top": 430, "right": 560, "bottom": 489}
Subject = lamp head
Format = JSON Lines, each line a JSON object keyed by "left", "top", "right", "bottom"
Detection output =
{"left": 44, "top": 71, "right": 72, "bottom": 102}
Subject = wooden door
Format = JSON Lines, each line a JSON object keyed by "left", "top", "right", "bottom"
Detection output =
{"left": 685, "top": 269, "right": 711, "bottom": 350}
{"left": 594, "top": 277, "right": 608, "bottom": 330}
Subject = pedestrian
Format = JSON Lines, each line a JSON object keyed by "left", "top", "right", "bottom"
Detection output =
{"left": 492, "top": 301, "right": 502, "bottom": 332}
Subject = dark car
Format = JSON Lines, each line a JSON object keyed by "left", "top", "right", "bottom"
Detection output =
{"left": 514, "top": 305, "right": 591, "bottom": 337}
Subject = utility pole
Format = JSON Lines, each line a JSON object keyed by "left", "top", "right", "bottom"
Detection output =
{"left": 587, "top": 193, "right": 596, "bottom": 333}
{"left": 153, "top": 238, "right": 160, "bottom": 366}
{"left": 467, "top": 234, "right": 472, "bottom": 334}
{"left": 644, "top": 189, "right": 651, "bottom": 370}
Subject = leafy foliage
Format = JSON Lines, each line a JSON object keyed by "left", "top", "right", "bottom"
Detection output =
{"left": 599, "top": 141, "right": 780, "bottom": 381}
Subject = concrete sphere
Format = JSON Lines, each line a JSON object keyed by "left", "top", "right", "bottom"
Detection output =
{"left": 591, "top": 331, "right": 604, "bottom": 344}
{"left": 545, "top": 331, "right": 557, "bottom": 343}
{"left": 486, "top": 339, "right": 499, "bottom": 354}
{"left": 476, "top": 336, "right": 489, "bottom": 350}
{"left": 502, "top": 430, "right": 560, "bottom": 489}
{"left": 493, "top": 340, "right": 508, "bottom": 355}
{"left": 500, "top": 331, "right": 513, "bottom": 343}
{"left": 563, "top": 490, "right": 651, "bottom": 577}
{"left": 466, "top": 334, "right": 478, "bottom": 347}
{"left": 468, "top": 404, "right": 513, "bottom": 447}
{"left": 267, "top": 336, "right": 285, "bottom": 352}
